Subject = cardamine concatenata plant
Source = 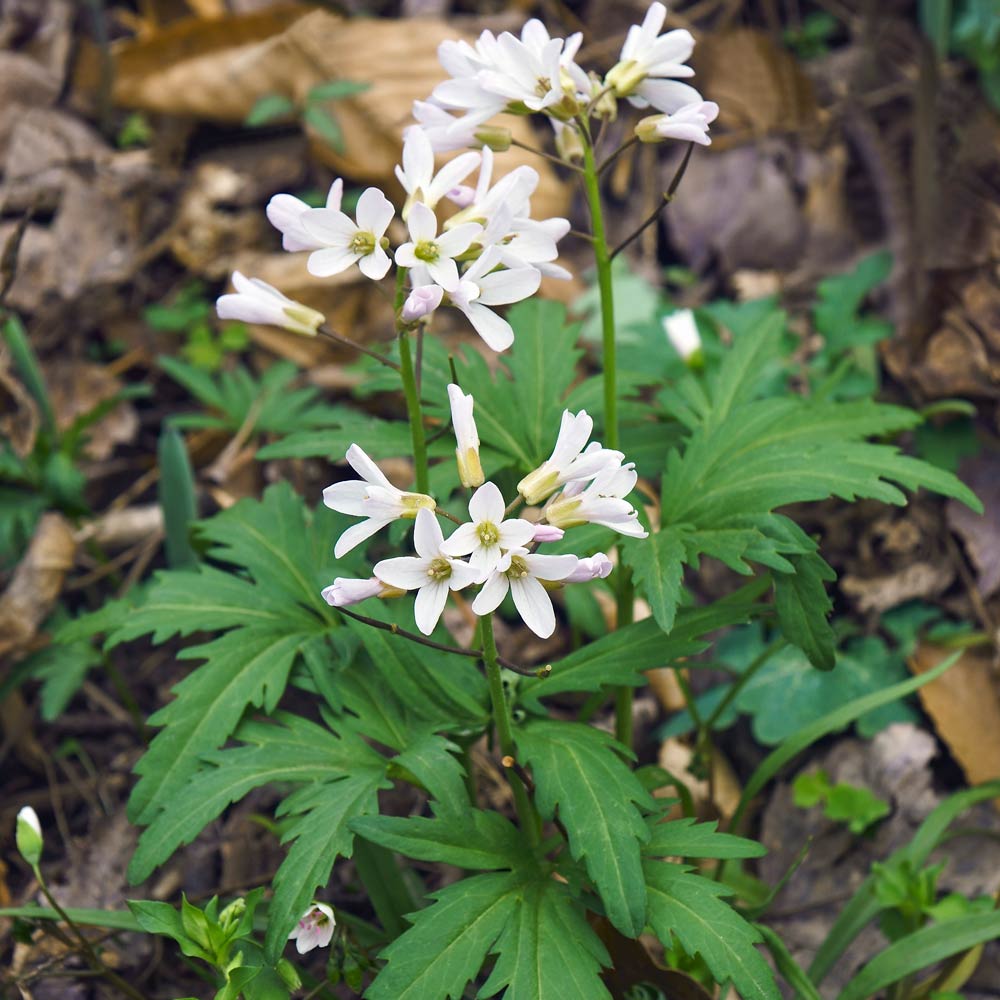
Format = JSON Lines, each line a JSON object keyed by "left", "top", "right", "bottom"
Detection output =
{"left": 58, "top": 4, "right": 984, "bottom": 997}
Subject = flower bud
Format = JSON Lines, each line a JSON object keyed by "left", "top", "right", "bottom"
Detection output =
{"left": 446, "top": 185, "right": 476, "bottom": 209}
{"left": 532, "top": 523, "right": 565, "bottom": 543}
{"left": 216, "top": 272, "right": 324, "bottom": 337}
{"left": 401, "top": 284, "right": 444, "bottom": 322}
{"left": 553, "top": 122, "right": 585, "bottom": 164}
{"left": 16, "top": 806, "right": 42, "bottom": 866}
{"left": 448, "top": 384, "right": 484, "bottom": 488}
{"left": 564, "top": 552, "right": 614, "bottom": 583}
{"left": 276, "top": 958, "right": 302, "bottom": 992}
{"left": 474, "top": 125, "right": 512, "bottom": 152}
{"left": 635, "top": 102, "right": 719, "bottom": 147}
{"left": 322, "top": 577, "right": 385, "bottom": 608}
{"left": 662, "top": 309, "right": 703, "bottom": 367}
{"left": 605, "top": 59, "right": 645, "bottom": 98}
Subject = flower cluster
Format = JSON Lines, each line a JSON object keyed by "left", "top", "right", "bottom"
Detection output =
{"left": 322, "top": 386, "right": 646, "bottom": 639}
{"left": 214, "top": 4, "right": 716, "bottom": 348}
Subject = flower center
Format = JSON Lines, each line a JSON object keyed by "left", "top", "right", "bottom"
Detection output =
{"left": 427, "top": 557, "right": 453, "bottom": 582}
{"left": 476, "top": 520, "right": 500, "bottom": 547}
{"left": 507, "top": 555, "right": 530, "bottom": 579}
{"left": 535, "top": 77, "right": 553, "bottom": 98}
{"left": 350, "top": 230, "right": 376, "bottom": 255}
{"left": 414, "top": 239, "right": 440, "bottom": 263}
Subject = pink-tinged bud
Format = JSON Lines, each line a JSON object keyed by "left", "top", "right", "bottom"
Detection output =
{"left": 288, "top": 903, "right": 336, "bottom": 954}
{"left": 564, "top": 552, "right": 614, "bottom": 584}
{"left": 402, "top": 284, "right": 444, "bottom": 322}
{"left": 321, "top": 577, "right": 384, "bottom": 607}
{"left": 532, "top": 523, "right": 565, "bottom": 543}
{"left": 446, "top": 185, "right": 476, "bottom": 208}
{"left": 635, "top": 102, "right": 719, "bottom": 146}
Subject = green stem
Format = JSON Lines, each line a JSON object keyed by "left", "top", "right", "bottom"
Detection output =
{"left": 395, "top": 267, "right": 429, "bottom": 495}
{"left": 579, "top": 124, "right": 618, "bottom": 452}
{"left": 481, "top": 615, "right": 540, "bottom": 848}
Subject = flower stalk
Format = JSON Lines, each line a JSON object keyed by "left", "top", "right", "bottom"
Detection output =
{"left": 395, "top": 266, "right": 430, "bottom": 495}
{"left": 480, "top": 614, "right": 540, "bottom": 847}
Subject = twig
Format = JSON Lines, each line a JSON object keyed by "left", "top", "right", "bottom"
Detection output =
{"left": 609, "top": 142, "right": 695, "bottom": 260}
{"left": 318, "top": 324, "right": 399, "bottom": 371}
{"left": 335, "top": 605, "right": 541, "bottom": 676}
{"left": 510, "top": 137, "right": 584, "bottom": 173}
{"left": 597, "top": 134, "right": 638, "bottom": 175}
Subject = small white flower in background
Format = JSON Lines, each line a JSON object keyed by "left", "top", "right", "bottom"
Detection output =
{"left": 517, "top": 410, "right": 623, "bottom": 505}
{"left": 662, "top": 308, "right": 704, "bottom": 363}
{"left": 395, "top": 127, "right": 481, "bottom": 216}
{"left": 546, "top": 463, "right": 648, "bottom": 538}
{"left": 636, "top": 101, "right": 719, "bottom": 146}
{"left": 447, "top": 384, "right": 485, "bottom": 488}
{"left": 374, "top": 508, "right": 481, "bottom": 635}
{"left": 442, "top": 247, "right": 541, "bottom": 352}
{"left": 323, "top": 444, "right": 435, "bottom": 558}
{"left": 606, "top": 2, "right": 703, "bottom": 114}
{"left": 441, "top": 481, "right": 535, "bottom": 573}
{"left": 216, "top": 272, "right": 325, "bottom": 337}
{"left": 301, "top": 187, "right": 395, "bottom": 280}
{"left": 472, "top": 547, "right": 579, "bottom": 638}
{"left": 289, "top": 903, "right": 336, "bottom": 954}
{"left": 16, "top": 806, "right": 43, "bottom": 865}
{"left": 266, "top": 178, "right": 343, "bottom": 252}
{"left": 402, "top": 284, "right": 444, "bottom": 322}
{"left": 321, "top": 576, "right": 395, "bottom": 607}
{"left": 395, "top": 202, "right": 483, "bottom": 288}
{"left": 564, "top": 553, "right": 614, "bottom": 584}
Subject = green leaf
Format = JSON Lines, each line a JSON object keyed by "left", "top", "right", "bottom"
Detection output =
{"left": 129, "top": 629, "right": 306, "bottom": 825}
{"left": 645, "top": 817, "right": 767, "bottom": 860}
{"left": 351, "top": 810, "right": 525, "bottom": 871}
{"left": 158, "top": 426, "right": 198, "bottom": 569}
{"left": 809, "top": 779, "right": 1000, "bottom": 984}
{"left": 734, "top": 633, "right": 917, "bottom": 745}
{"left": 265, "top": 769, "right": 389, "bottom": 962}
{"left": 622, "top": 528, "right": 687, "bottom": 631}
{"left": 302, "top": 103, "right": 345, "bottom": 151}
{"left": 3, "top": 314, "right": 55, "bottom": 433}
{"left": 24, "top": 627, "right": 102, "bottom": 720}
{"left": 245, "top": 93, "right": 296, "bottom": 126}
{"left": 390, "top": 731, "right": 469, "bottom": 816}
{"left": 366, "top": 871, "right": 522, "bottom": 1000}
{"left": 478, "top": 879, "right": 611, "bottom": 999}
{"left": 306, "top": 78, "right": 371, "bottom": 102}
{"left": 127, "top": 900, "right": 211, "bottom": 960}
{"left": 516, "top": 720, "right": 653, "bottom": 936}
{"left": 0, "top": 904, "right": 141, "bottom": 932}
{"left": 731, "top": 651, "right": 961, "bottom": 834}
{"left": 129, "top": 713, "right": 378, "bottom": 882}
{"left": 773, "top": 551, "right": 836, "bottom": 670}
{"left": 521, "top": 576, "right": 768, "bottom": 705}
{"left": 837, "top": 912, "right": 1000, "bottom": 1000}
{"left": 644, "top": 862, "right": 780, "bottom": 1000}
{"left": 756, "top": 925, "right": 823, "bottom": 1000}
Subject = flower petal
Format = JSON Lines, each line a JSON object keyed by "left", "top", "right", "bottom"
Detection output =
{"left": 471, "top": 571, "right": 510, "bottom": 616}
{"left": 440, "top": 521, "right": 479, "bottom": 556}
{"left": 413, "top": 506, "right": 444, "bottom": 560}
{"left": 372, "top": 556, "right": 431, "bottom": 590}
{"left": 308, "top": 246, "right": 360, "bottom": 277}
{"left": 334, "top": 517, "right": 392, "bottom": 559}
{"left": 523, "top": 552, "right": 579, "bottom": 581}
{"left": 414, "top": 580, "right": 449, "bottom": 634}
{"left": 468, "top": 481, "right": 505, "bottom": 524}
{"left": 358, "top": 246, "right": 392, "bottom": 280}
{"left": 476, "top": 266, "right": 542, "bottom": 306}
{"left": 497, "top": 518, "right": 535, "bottom": 550}
{"left": 355, "top": 187, "right": 394, "bottom": 235}
{"left": 510, "top": 575, "right": 556, "bottom": 638}
{"left": 460, "top": 301, "right": 514, "bottom": 352}
{"left": 346, "top": 444, "right": 395, "bottom": 489}
{"left": 448, "top": 559, "right": 483, "bottom": 590}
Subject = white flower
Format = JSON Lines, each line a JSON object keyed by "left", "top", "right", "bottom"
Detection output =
{"left": 374, "top": 508, "right": 481, "bottom": 635}
{"left": 289, "top": 903, "right": 336, "bottom": 954}
{"left": 321, "top": 576, "right": 387, "bottom": 607}
{"left": 517, "top": 410, "right": 623, "bottom": 505}
{"left": 442, "top": 247, "right": 541, "bottom": 352}
{"left": 16, "top": 805, "right": 43, "bottom": 865}
{"left": 440, "top": 482, "right": 534, "bottom": 573}
{"left": 402, "top": 284, "right": 444, "bottom": 322}
{"left": 395, "top": 202, "right": 482, "bottom": 288}
{"left": 447, "top": 384, "right": 484, "bottom": 488}
{"left": 395, "top": 127, "right": 482, "bottom": 216}
{"left": 446, "top": 148, "right": 538, "bottom": 229}
{"left": 216, "top": 272, "right": 324, "bottom": 337}
{"left": 662, "top": 308, "right": 703, "bottom": 361}
{"left": 546, "top": 463, "right": 648, "bottom": 538}
{"left": 490, "top": 216, "right": 572, "bottom": 280}
{"left": 472, "top": 546, "right": 579, "bottom": 638}
{"left": 266, "top": 179, "right": 343, "bottom": 252}
{"left": 301, "top": 187, "right": 395, "bottom": 280}
{"left": 409, "top": 102, "right": 511, "bottom": 153}
{"left": 636, "top": 101, "right": 719, "bottom": 146}
{"left": 323, "top": 444, "right": 435, "bottom": 558}
{"left": 564, "top": 552, "right": 614, "bottom": 583}
{"left": 607, "top": 2, "right": 703, "bottom": 113}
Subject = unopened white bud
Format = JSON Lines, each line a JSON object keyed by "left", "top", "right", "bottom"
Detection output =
{"left": 448, "top": 384, "right": 484, "bottom": 488}
{"left": 16, "top": 806, "right": 43, "bottom": 865}
{"left": 216, "top": 272, "right": 324, "bottom": 337}
{"left": 662, "top": 309, "right": 703, "bottom": 366}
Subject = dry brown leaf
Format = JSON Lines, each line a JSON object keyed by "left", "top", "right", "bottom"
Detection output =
{"left": 0, "top": 362, "right": 39, "bottom": 458}
{"left": 841, "top": 561, "right": 955, "bottom": 613}
{"left": 947, "top": 454, "right": 1000, "bottom": 598}
{"left": 0, "top": 512, "right": 76, "bottom": 659}
{"left": 657, "top": 738, "right": 740, "bottom": 821}
{"left": 693, "top": 29, "right": 818, "bottom": 136}
{"left": 909, "top": 642, "right": 1000, "bottom": 786}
